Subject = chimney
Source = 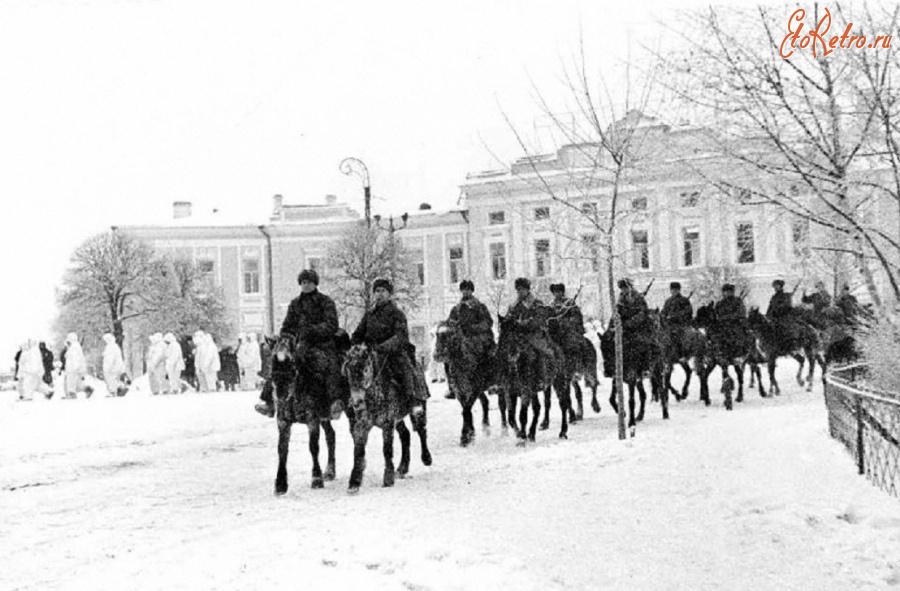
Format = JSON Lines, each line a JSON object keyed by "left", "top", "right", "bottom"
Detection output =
{"left": 272, "top": 194, "right": 284, "bottom": 213}
{"left": 173, "top": 201, "right": 192, "bottom": 219}
{"left": 325, "top": 194, "right": 337, "bottom": 206}
{"left": 418, "top": 203, "right": 432, "bottom": 210}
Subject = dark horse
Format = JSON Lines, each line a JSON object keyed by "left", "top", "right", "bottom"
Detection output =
{"left": 342, "top": 344, "right": 432, "bottom": 493}
{"left": 432, "top": 320, "right": 504, "bottom": 445}
{"left": 695, "top": 302, "right": 764, "bottom": 408}
{"left": 496, "top": 314, "right": 568, "bottom": 442}
{"left": 747, "top": 307, "right": 821, "bottom": 395}
{"left": 651, "top": 309, "right": 710, "bottom": 403}
{"left": 543, "top": 318, "right": 600, "bottom": 428}
{"left": 598, "top": 322, "right": 661, "bottom": 430}
{"left": 272, "top": 334, "right": 340, "bottom": 496}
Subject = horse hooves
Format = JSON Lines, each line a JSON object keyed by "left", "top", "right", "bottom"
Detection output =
{"left": 421, "top": 451, "right": 433, "bottom": 467}
{"left": 559, "top": 432, "right": 568, "bottom": 440}
{"left": 591, "top": 400, "right": 601, "bottom": 413}
{"left": 629, "top": 426, "right": 636, "bottom": 438}
{"left": 736, "top": 396, "right": 744, "bottom": 403}
{"left": 274, "top": 483, "right": 288, "bottom": 496}
{"left": 516, "top": 439, "right": 527, "bottom": 447}
{"left": 725, "top": 402, "right": 733, "bottom": 411}
{"left": 636, "top": 413, "right": 645, "bottom": 423}
{"left": 311, "top": 478, "right": 324, "bottom": 489}
{"left": 348, "top": 485, "right": 360, "bottom": 495}
{"left": 324, "top": 468, "right": 336, "bottom": 481}
{"left": 539, "top": 422, "right": 549, "bottom": 431}
{"left": 383, "top": 473, "right": 395, "bottom": 488}
{"left": 663, "top": 410, "right": 670, "bottom": 420}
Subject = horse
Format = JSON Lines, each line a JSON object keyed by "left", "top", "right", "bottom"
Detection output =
{"left": 747, "top": 307, "right": 822, "bottom": 395}
{"left": 271, "top": 334, "right": 339, "bottom": 496}
{"left": 496, "top": 313, "right": 568, "bottom": 442}
{"left": 650, "top": 308, "right": 710, "bottom": 404}
{"left": 544, "top": 317, "right": 600, "bottom": 426}
{"left": 341, "top": 344, "right": 432, "bottom": 493}
{"left": 432, "top": 319, "right": 500, "bottom": 445}
{"left": 598, "top": 321, "right": 659, "bottom": 429}
{"left": 694, "top": 302, "right": 765, "bottom": 408}
{"left": 796, "top": 304, "right": 859, "bottom": 389}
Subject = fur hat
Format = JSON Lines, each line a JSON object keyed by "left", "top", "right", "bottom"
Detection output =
{"left": 373, "top": 278, "right": 393, "bottom": 293}
{"left": 514, "top": 277, "right": 531, "bottom": 290}
{"left": 722, "top": 283, "right": 736, "bottom": 293}
{"left": 549, "top": 283, "right": 566, "bottom": 294}
{"left": 617, "top": 278, "right": 633, "bottom": 290}
{"left": 459, "top": 279, "right": 475, "bottom": 292}
{"left": 297, "top": 269, "right": 319, "bottom": 285}
{"left": 772, "top": 279, "right": 785, "bottom": 288}
{"left": 670, "top": 281, "right": 682, "bottom": 290}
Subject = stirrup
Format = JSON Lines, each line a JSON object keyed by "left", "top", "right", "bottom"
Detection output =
{"left": 254, "top": 401, "right": 275, "bottom": 418}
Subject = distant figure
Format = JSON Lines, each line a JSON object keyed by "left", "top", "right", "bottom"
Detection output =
{"left": 164, "top": 333, "right": 185, "bottom": 394}
{"left": 102, "top": 333, "right": 126, "bottom": 397}
{"left": 146, "top": 333, "right": 167, "bottom": 395}
{"left": 38, "top": 342, "right": 54, "bottom": 388}
{"left": 179, "top": 336, "right": 197, "bottom": 390}
{"left": 835, "top": 284, "right": 860, "bottom": 324}
{"left": 801, "top": 280, "right": 832, "bottom": 314}
{"left": 238, "top": 333, "right": 262, "bottom": 391}
{"left": 63, "top": 332, "right": 87, "bottom": 399}
{"left": 218, "top": 345, "right": 240, "bottom": 391}
{"left": 17, "top": 340, "right": 44, "bottom": 401}
{"left": 194, "top": 330, "right": 220, "bottom": 392}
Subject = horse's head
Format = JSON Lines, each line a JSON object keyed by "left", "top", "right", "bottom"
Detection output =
{"left": 747, "top": 306, "right": 765, "bottom": 329}
{"left": 342, "top": 344, "right": 375, "bottom": 407}
{"left": 271, "top": 334, "right": 297, "bottom": 369}
{"left": 432, "top": 320, "right": 460, "bottom": 363}
{"left": 694, "top": 302, "right": 716, "bottom": 329}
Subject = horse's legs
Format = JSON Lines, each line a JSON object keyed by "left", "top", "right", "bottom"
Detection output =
{"left": 322, "top": 420, "right": 336, "bottom": 480}
{"left": 627, "top": 381, "right": 637, "bottom": 429}
{"left": 382, "top": 425, "right": 396, "bottom": 488}
{"left": 699, "top": 363, "right": 712, "bottom": 406}
{"left": 590, "top": 378, "right": 601, "bottom": 413}
{"left": 508, "top": 393, "right": 519, "bottom": 432}
{"left": 794, "top": 354, "right": 806, "bottom": 387}
{"left": 308, "top": 419, "right": 324, "bottom": 489}
{"left": 556, "top": 378, "right": 570, "bottom": 439}
{"left": 804, "top": 349, "right": 816, "bottom": 392}
{"left": 608, "top": 380, "right": 619, "bottom": 413}
{"left": 275, "top": 419, "right": 292, "bottom": 496}
{"left": 517, "top": 393, "right": 529, "bottom": 442}
{"left": 396, "top": 420, "right": 411, "bottom": 477}
{"left": 411, "top": 402, "right": 432, "bottom": 466}
{"left": 735, "top": 361, "right": 745, "bottom": 403}
{"left": 348, "top": 423, "right": 370, "bottom": 493}
{"left": 636, "top": 379, "right": 647, "bottom": 422}
{"left": 570, "top": 381, "right": 584, "bottom": 423}
{"left": 753, "top": 362, "right": 767, "bottom": 397}
{"left": 497, "top": 388, "right": 509, "bottom": 434}
{"left": 720, "top": 364, "right": 734, "bottom": 410}
{"left": 479, "top": 391, "right": 491, "bottom": 434}
{"left": 768, "top": 358, "right": 780, "bottom": 396}
{"left": 539, "top": 386, "right": 552, "bottom": 431}
{"left": 528, "top": 395, "right": 541, "bottom": 442}
{"left": 460, "top": 394, "right": 475, "bottom": 447}
{"left": 680, "top": 362, "right": 692, "bottom": 402}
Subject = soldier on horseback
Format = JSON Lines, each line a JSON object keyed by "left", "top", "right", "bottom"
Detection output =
{"left": 255, "top": 269, "right": 344, "bottom": 419}
{"left": 351, "top": 278, "right": 429, "bottom": 414}
{"left": 447, "top": 279, "right": 495, "bottom": 366}
{"left": 766, "top": 278, "right": 801, "bottom": 341}
{"left": 801, "top": 280, "right": 832, "bottom": 314}
{"left": 616, "top": 278, "right": 651, "bottom": 342}
{"left": 505, "top": 277, "right": 555, "bottom": 391}
{"left": 714, "top": 283, "right": 749, "bottom": 343}
{"left": 660, "top": 281, "right": 693, "bottom": 358}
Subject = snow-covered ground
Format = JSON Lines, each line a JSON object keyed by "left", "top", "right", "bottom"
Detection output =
{"left": 2, "top": 364, "right": 899, "bottom": 591}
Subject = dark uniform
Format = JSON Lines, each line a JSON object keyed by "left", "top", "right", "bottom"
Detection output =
{"left": 836, "top": 290, "right": 859, "bottom": 324}
{"left": 279, "top": 288, "right": 343, "bottom": 406}
{"left": 352, "top": 298, "right": 427, "bottom": 403}
{"left": 661, "top": 292, "right": 693, "bottom": 358}
{"left": 801, "top": 289, "right": 832, "bottom": 314}
{"left": 714, "top": 293, "right": 750, "bottom": 358}
{"left": 506, "top": 293, "right": 555, "bottom": 387}
{"left": 766, "top": 291, "right": 793, "bottom": 320}
{"left": 617, "top": 288, "right": 652, "bottom": 345}
{"left": 448, "top": 295, "right": 494, "bottom": 365}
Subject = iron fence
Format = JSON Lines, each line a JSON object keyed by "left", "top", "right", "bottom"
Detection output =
{"left": 824, "top": 364, "right": 900, "bottom": 500}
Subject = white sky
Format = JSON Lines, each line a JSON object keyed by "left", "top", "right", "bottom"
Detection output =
{"left": 0, "top": 0, "right": 719, "bottom": 364}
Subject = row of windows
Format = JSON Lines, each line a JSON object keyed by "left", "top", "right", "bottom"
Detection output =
{"left": 484, "top": 189, "right": 772, "bottom": 226}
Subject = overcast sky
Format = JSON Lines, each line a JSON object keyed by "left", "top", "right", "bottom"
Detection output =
{"left": 0, "top": 0, "right": 716, "bottom": 363}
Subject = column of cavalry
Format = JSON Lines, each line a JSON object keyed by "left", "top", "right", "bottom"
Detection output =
{"left": 256, "top": 268, "right": 864, "bottom": 496}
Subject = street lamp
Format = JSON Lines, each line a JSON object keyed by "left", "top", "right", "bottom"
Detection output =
{"left": 339, "top": 157, "right": 371, "bottom": 228}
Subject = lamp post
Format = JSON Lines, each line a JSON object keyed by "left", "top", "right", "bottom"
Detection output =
{"left": 339, "top": 157, "right": 371, "bottom": 228}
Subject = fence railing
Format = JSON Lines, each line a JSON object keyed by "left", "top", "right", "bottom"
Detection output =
{"left": 824, "top": 363, "right": 900, "bottom": 500}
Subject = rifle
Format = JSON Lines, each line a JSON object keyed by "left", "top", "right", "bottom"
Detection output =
{"left": 641, "top": 278, "right": 655, "bottom": 297}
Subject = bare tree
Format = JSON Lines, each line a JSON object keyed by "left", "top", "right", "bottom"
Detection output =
{"left": 657, "top": 2, "right": 900, "bottom": 307}
{"left": 326, "top": 223, "right": 422, "bottom": 328}
{"left": 495, "top": 43, "right": 665, "bottom": 439}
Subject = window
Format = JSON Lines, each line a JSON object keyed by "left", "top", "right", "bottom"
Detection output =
{"left": 417, "top": 262, "right": 425, "bottom": 286}
{"left": 490, "top": 242, "right": 507, "bottom": 280}
{"left": 534, "top": 206, "right": 550, "bottom": 221}
{"left": 631, "top": 230, "right": 650, "bottom": 269}
{"left": 581, "top": 234, "right": 600, "bottom": 272}
{"left": 581, "top": 202, "right": 598, "bottom": 218}
{"left": 534, "top": 239, "right": 551, "bottom": 277}
{"left": 738, "top": 188, "right": 754, "bottom": 205}
{"left": 736, "top": 223, "right": 755, "bottom": 264}
{"left": 198, "top": 259, "right": 214, "bottom": 276}
{"left": 631, "top": 196, "right": 648, "bottom": 211}
{"left": 306, "top": 257, "right": 321, "bottom": 272}
{"left": 680, "top": 191, "right": 700, "bottom": 208}
{"left": 792, "top": 219, "right": 810, "bottom": 259}
{"left": 683, "top": 228, "right": 701, "bottom": 267}
{"left": 488, "top": 211, "right": 506, "bottom": 225}
{"left": 448, "top": 246, "right": 465, "bottom": 284}
{"left": 242, "top": 258, "right": 261, "bottom": 294}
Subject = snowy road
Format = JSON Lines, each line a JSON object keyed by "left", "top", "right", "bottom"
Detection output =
{"left": 2, "top": 366, "right": 900, "bottom": 591}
